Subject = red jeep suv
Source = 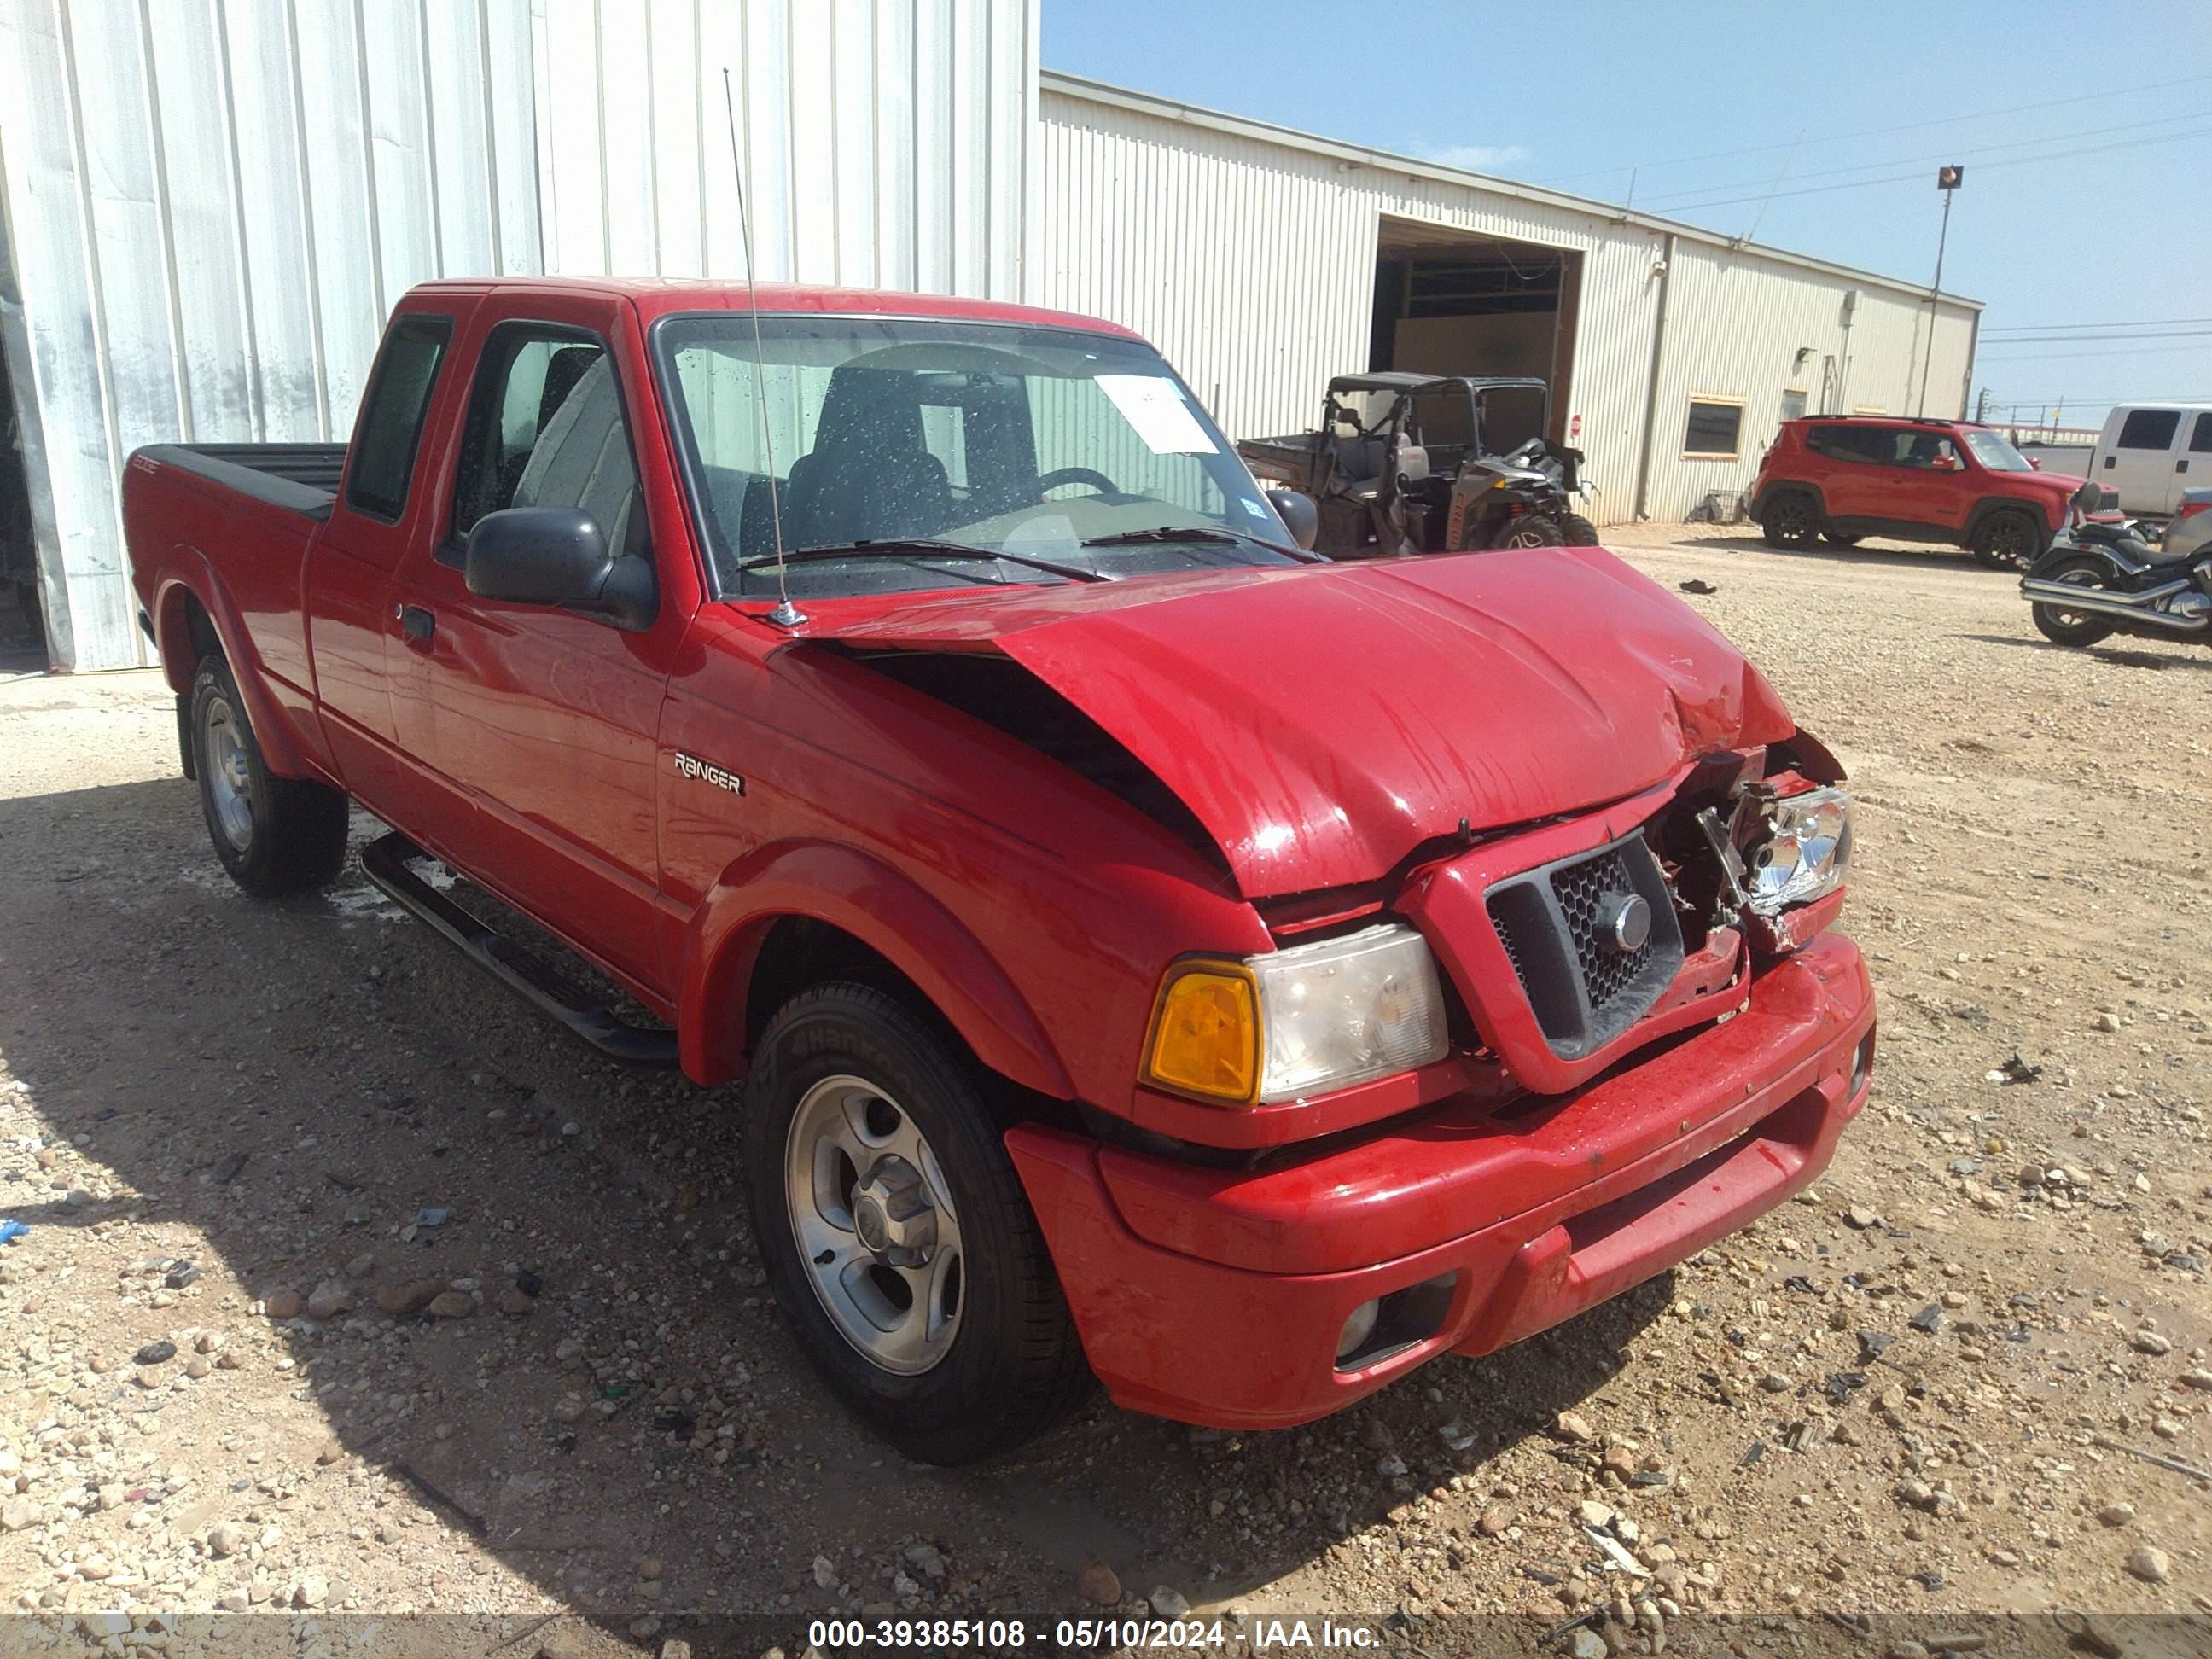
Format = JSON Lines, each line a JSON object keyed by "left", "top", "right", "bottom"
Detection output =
{"left": 1750, "top": 416, "right": 2084, "bottom": 569}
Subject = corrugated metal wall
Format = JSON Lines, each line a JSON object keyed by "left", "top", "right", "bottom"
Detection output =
{"left": 0, "top": 0, "right": 544, "bottom": 671}
{"left": 0, "top": 0, "right": 1038, "bottom": 671}
{"left": 1038, "top": 79, "right": 1980, "bottom": 527}
{"left": 529, "top": 0, "right": 1035, "bottom": 300}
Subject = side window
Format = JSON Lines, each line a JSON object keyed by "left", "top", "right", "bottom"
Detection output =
{"left": 1683, "top": 399, "right": 1743, "bottom": 459}
{"left": 2189, "top": 413, "right": 2212, "bottom": 454}
{"left": 2116, "top": 409, "right": 2181, "bottom": 450}
{"left": 345, "top": 314, "right": 452, "bottom": 521}
{"left": 451, "top": 325, "right": 644, "bottom": 558}
{"left": 1807, "top": 424, "right": 1879, "bottom": 463}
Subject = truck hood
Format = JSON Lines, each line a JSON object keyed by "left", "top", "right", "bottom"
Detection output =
{"left": 800, "top": 548, "right": 1798, "bottom": 898}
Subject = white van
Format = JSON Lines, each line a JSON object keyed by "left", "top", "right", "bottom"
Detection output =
{"left": 2088, "top": 404, "right": 2212, "bottom": 515}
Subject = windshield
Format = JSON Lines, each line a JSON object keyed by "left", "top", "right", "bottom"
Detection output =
{"left": 651, "top": 315, "right": 1296, "bottom": 597}
{"left": 1960, "top": 429, "right": 2034, "bottom": 472}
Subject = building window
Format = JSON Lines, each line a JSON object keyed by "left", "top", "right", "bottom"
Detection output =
{"left": 1683, "top": 398, "right": 1744, "bottom": 459}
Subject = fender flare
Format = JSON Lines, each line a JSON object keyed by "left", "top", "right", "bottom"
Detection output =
{"left": 1751, "top": 480, "right": 1825, "bottom": 523}
{"left": 677, "top": 838, "right": 1076, "bottom": 1101}
{"left": 1961, "top": 496, "right": 2048, "bottom": 547}
{"left": 150, "top": 548, "right": 311, "bottom": 778}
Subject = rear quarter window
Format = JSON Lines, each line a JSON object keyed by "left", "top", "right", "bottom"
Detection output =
{"left": 345, "top": 314, "right": 455, "bottom": 521}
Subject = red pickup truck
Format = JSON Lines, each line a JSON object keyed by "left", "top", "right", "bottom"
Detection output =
{"left": 125, "top": 278, "right": 1873, "bottom": 1464}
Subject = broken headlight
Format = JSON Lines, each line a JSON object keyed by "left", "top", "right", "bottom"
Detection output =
{"left": 1743, "top": 786, "right": 1852, "bottom": 916}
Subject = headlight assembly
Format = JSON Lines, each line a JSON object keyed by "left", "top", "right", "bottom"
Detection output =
{"left": 1743, "top": 786, "right": 1852, "bottom": 917}
{"left": 1145, "top": 923, "right": 1449, "bottom": 1106}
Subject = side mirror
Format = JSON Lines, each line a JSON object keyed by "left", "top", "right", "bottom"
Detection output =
{"left": 1266, "top": 488, "right": 1320, "bottom": 551}
{"left": 1930, "top": 455, "right": 1960, "bottom": 472}
{"left": 464, "top": 507, "right": 656, "bottom": 631}
{"left": 2027, "top": 456, "right": 2042, "bottom": 470}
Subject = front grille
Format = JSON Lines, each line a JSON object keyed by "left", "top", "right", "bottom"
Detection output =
{"left": 1485, "top": 831, "right": 1685, "bottom": 1061}
{"left": 1551, "top": 848, "right": 1655, "bottom": 1019}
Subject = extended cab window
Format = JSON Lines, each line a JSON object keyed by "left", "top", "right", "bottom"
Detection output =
{"left": 344, "top": 315, "right": 452, "bottom": 521}
{"left": 451, "top": 325, "right": 645, "bottom": 559}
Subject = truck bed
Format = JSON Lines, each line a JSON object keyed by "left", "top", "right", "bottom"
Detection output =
{"left": 1236, "top": 433, "right": 1319, "bottom": 488}
{"left": 131, "top": 443, "right": 347, "bottom": 521}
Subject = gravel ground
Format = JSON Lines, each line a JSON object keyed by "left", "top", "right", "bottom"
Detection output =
{"left": 1, "top": 527, "right": 2209, "bottom": 1657}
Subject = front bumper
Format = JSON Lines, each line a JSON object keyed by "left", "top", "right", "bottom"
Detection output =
{"left": 1005, "top": 933, "right": 1874, "bottom": 1430}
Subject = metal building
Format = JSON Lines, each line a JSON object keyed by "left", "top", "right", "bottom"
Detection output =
{"left": 3, "top": 3, "right": 1975, "bottom": 672}
{"left": 1036, "top": 73, "right": 1981, "bottom": 526}
{"left": 0, "top": 0, "right": 1037, "bottom": 671}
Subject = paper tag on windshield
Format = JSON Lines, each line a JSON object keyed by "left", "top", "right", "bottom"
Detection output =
{"left": 1096, "top": 375, "right": 1216, "bottom": 455}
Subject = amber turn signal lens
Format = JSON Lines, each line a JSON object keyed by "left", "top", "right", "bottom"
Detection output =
{"left": 1144, "top": 964, "right": 1260, "bottom": 1105}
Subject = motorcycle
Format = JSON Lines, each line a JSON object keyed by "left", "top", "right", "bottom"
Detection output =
{"left": 2019, "top": 480, "right": 2210, "bottom": 648}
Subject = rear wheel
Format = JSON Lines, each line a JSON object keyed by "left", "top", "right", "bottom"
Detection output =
{"left": 1557, "top": 512, "right": 1600, "bottom": 546}
{"left": 2029, "top": 556, "right": 2118, "bottom": 647}
{"left": 742, "top": 982, "right": 1089, "bottom": 1464}
{"left": 189, "top": 655, "right": 349, "bottom": 898}
{"left": 1972, "top": 509, "right": 2045, "bottom": 571}
{"left": 1761, "top": 490, "right": 1819, "bottom": 550}
{"left": 1498, "top": 516, "right": 1564, "bottom": 550}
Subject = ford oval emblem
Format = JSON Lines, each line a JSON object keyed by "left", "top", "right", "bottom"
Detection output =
{"left": 1605, "top": 894, "right": 1652, "bottom": 954}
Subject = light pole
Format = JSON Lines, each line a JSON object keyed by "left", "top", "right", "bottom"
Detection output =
{"left": 1917, "top": 165, "right": 1963, "bottom": 418}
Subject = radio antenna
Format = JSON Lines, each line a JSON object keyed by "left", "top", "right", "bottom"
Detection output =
{"left": 721, "top": 67, "right": 803, "bottom": 628}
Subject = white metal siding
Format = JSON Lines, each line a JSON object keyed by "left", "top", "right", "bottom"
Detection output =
{"left": 1038, "top": 81, "right": 1980, "bottom": 527}
{"left": 1, "top": 0, "right": 1038, "bottom": 671}
{"left": 0, "top": 0, "right": 544, "bottom": 672}
{"left": 527, "top": 0, "right": 1035, "bottom": 298}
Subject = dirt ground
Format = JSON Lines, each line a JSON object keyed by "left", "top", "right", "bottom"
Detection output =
{"left": 1, "top": 527, "right": 2209, "bottom": 1658}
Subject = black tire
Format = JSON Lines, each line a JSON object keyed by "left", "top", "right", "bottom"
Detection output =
{"left": 2028, "top": 556, "right": 2119, "bottom": 647}
{"left": 1761, "top": 490, "right": 1819, "bottom": 549}
{"left": 1820, "top": 530, "right": 1863, "bottom": 547}
{"left": 189, "top": 655, "right": 349, "bottom": 899}
{"left": 1557, "top": 512, "right": 1601, "bottom": 546}
{"left": 1971, "top": 509, "right": 2046, "bottom": 571}
{"left": 1497, "top": 515, "right": 1564, "bottom": 550}
{"left": 742, "top": 982, "right": 1090, "bottom": 1464}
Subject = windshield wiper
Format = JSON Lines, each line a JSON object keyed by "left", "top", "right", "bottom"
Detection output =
{"left": 736, "top": 538, "right": 1114, "bottom": 585}
{"left": 1080, "top": 524, "right": 1324, "bottom": 562}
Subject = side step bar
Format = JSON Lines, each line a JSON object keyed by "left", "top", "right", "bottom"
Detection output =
{"left": 360, "top": 831, "right": 680, "bottom": 1068}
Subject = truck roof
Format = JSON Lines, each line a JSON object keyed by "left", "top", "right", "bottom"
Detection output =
{"left": 1330, "top": 372, "right": 1549, "bottom": 396}
{"left": 403, "top": 276, "right": 1144, "bottom": 340}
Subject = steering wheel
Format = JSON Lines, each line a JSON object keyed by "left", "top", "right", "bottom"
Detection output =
{"left": 1036, "top": 466, "right": 1121, "bottom": 497}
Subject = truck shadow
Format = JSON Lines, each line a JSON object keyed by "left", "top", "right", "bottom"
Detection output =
{"left": 0, "top": 775, "right": 1666, "bottom": 1642}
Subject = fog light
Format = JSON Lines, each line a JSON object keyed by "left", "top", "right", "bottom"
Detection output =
{"left": 1849, "top": 1029, "right": 1875, "bottom": 1098}
{"left": 1336, "top": 1299, "right": 1381, "bottom": 1361}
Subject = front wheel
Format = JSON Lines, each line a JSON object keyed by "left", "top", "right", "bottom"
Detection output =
{"left": 742, "top": 983, "right": 1089, "bottom": 1464}
{"left": 1973, "top": 509, "right": 2046, "bottom": 571}
{"left": 1557, "top": 512, "right": 1601, "bottom": 546}
{"left": 189, "top": 655, "right": 349, "bottom": 898}
{"left": 1496, "top": 515, "right": 1564, "bottom": 550}
{"left": 2029, "top": 556, "right": 2118, "bottom": 647}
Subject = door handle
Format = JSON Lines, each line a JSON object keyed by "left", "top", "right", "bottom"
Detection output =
{"left": 397, "top": 604, "right": 435, "bottom": 644}
{"left": 2180, "top": 459, "right": 2190, "bottom": 473}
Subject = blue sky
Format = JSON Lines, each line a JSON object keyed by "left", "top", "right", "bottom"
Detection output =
{"left": 1043, "top": 1, "right": 2212, "bottom": 429}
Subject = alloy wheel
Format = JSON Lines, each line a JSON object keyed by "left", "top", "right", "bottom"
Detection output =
{"left": 783, "top": 1074, "right": 964, "bottom": 1376}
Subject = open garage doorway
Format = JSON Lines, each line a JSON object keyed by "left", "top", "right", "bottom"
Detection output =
{"left": 1369, "top": 217, "right": 1581, "bottom": 445}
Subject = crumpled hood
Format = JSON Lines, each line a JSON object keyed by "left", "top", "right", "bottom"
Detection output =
{"left": 801, "top": 548, "right": 1798, "bottom": 897}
